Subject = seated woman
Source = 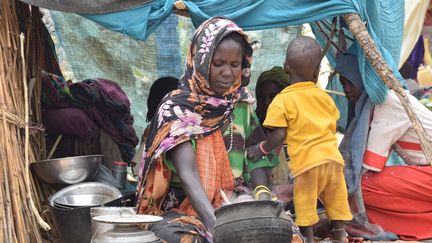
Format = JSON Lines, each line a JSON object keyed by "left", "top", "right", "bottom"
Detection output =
{"left": 336, "top": 53, "right": 432, "bottom": 241}
{"left": 131, "top": 76, "right": 179, "bottom": 175}
{"left": 136, "top": 17, "right": 275, "bottom": 242}
{"left": 255, "top": 66, "right": 292, "bottom": 186}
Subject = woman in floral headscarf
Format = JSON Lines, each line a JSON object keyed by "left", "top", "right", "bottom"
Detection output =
{"left": 136, "top": 17, "right": 275, "bottom": 242}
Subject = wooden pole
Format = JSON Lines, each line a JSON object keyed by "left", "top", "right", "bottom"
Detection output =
{"left": 343, "top": 13, "right": 432, "bottom": 164}
{"left": 1, "top": 0, "right": 50, "bottom": 240}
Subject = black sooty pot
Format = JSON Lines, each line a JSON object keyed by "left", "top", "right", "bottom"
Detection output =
{"left": 214, "top": 200, "right": 293, "bottom": 243}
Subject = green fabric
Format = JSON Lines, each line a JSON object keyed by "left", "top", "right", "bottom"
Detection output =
{"left": 164, "top": 140, "right": 196, "bottom": 185}
{"left": 222, "top": 102, "right": 278, "bottom": 182}
{"left": 164, "top": 102, "right": 277, "bottom": 184}
{"left": 256, "top": 66, "right": 291, "bottom": 88}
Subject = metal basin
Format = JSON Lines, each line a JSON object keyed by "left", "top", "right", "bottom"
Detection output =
{"left": 55, "top": 194, "right": 115, "bottom": 207}
{"left": 31, "top": 155, "right": 102, "bottom": 186}
{"left": 51, "top": 182, "right": 122, "bottom": 205}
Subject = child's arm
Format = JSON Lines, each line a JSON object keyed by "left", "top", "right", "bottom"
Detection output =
{"left": 247, "top": 127, "right": 286, "bottom": 161}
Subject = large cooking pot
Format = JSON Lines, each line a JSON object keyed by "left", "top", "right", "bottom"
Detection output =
{"left": 91, "top": 214, "right": 163, "bottom": 243}
{"left": 45, "top": 183, "right": 126, "bottom": 243}
{"left": 91, "top": 225, "right": 162, "bottom": 243}
{"left": 47, "top": 195, "right": 93, "bottom": 243}
{"left": 214, "top": 200, "right": 293, "bottom": 243}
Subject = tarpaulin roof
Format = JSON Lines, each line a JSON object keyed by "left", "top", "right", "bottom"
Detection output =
{"left": 78, "top": 0, "right": 404, "bottom": 104}
{"left": 21, "top": 0, "right": 405, "bottom": 104}
{"left": 18, "top": 0, "right": 152, "bottom": 14}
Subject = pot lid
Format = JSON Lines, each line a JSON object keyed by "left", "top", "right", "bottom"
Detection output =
{"left": 93, "top": 214, "right": 163, "bottom": 224}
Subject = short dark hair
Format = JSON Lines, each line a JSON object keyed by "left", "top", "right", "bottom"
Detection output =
{"left": 146, "top": 76, "right": 179, "bottom": 122}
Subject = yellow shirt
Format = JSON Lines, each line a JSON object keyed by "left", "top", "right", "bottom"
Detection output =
{"left": 263, "top": 81, "right": 344, "bottom": 177}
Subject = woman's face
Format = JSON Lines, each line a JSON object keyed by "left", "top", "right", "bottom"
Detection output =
{"left": 340, "top": 76, "right": 362, "bottom": 103}
{"left": 209, "top": 38, "right": 243, "bottom": 95}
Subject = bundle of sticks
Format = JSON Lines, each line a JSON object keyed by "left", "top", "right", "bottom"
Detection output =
{"left": 0, "top": 0, "right": 51, "bottom": 242}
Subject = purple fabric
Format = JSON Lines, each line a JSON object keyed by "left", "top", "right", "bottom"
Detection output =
{"left": 70, "top": 78, "right": 138, "bottom": 163}
{"left": 42, "top": 108, "right": 99, "bottom": 141}
{"left": 407, "top": 35, "right": 425, "bottom": 79}
{"left": 41, "top": 72, "right": 74, "bottom": 108}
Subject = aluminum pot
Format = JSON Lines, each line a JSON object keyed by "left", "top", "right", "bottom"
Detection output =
{"left": 46, "top": 183, "right": 122, "bottom": 243}
{"left": 91, "top": 214, "right": 163, "bottom": 243}
{"left": 90, "top": 207, "right": 136, "bottom": 239}
{"left": 47, "top": 195, "right": 93, "bottom": 243}
{"left": 91, "top": 225, "right": 162, "bottom": 243}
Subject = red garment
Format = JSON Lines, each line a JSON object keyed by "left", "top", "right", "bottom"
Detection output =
{"left": 362, "top": 166, "right": 432, "bottom": 240}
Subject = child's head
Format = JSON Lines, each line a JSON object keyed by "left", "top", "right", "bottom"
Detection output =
{"left": 147, "top": 76, "right": 179, "bottom": 122}
{"left": 283, "top": 36, "right": 322, "bottom": 83}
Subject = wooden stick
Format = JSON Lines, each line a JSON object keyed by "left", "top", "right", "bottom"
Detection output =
{"left": 1, "top": 1, "right": 49, "bottom": 239}
{"left": 1, "top": 108, "right": 13, "bottom": 243}
{"left": 220, "top": 189, "right": 231, "bottom": 205}
{"left": 315, "top": 20, "right": 345, "bottom": 54}
{"left": 20, "top": 32, "right": 50, "bottom": 231}
{"left": 343, "top": 13, "right": 432, "bottom": 164}
{"left": 47, "top": 135, "right": 63, "bottom": 160}
{"left": 324, "top": 89, "right": 346, "bottom": 96}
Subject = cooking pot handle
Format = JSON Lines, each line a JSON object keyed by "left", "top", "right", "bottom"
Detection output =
{"left": 276, "top": 200, "right": 283, "bottom": 217}
{"left": 119, "top": 208, "right": 135, "bottom": 218}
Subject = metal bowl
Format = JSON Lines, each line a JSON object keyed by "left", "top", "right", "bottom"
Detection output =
{"left": 51, "top": 182, "right": 122, "bottom": 207}
{"left": 31, "top": 155, "right": 102, "bottom": 186}
{"left": 55, "top": 194, "right": 115, "bottom": 207}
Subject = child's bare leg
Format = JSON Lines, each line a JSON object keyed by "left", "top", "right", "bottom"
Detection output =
{"left": 299, "top": 226, "right": 314, "bottom": 243}
{"left": 330, "top": 220, "right": 347, "bottom": 242}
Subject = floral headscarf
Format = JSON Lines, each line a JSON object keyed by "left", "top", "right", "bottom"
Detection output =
{"left": 137, "top": 17, "right": 253, "bottom": 213}
{"left": 143, "top": 17, "right": 253, "bottom": 171}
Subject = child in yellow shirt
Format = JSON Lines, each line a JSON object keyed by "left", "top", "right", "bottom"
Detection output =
{"left": 248, "top": 36, "right": 352, "bottom": 242}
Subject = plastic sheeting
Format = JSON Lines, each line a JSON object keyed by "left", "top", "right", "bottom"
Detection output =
{"left": 81, "top": 0, "right": 405, "bottom": 104}
{"left": 47, "top": 12, "right": 300, "bottom": 138}
{"left": 20, "top": 0, "right": 152, "bottom": 14}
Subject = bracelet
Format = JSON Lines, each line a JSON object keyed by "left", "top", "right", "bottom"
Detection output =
{"left": 254, "top": 185, "right": 278, "bottom": 201}
{"left": 259, "top": 141, "right": 270, "bottom": 155}
{"left": 254, "top": 185, "right": 271, "bottom": 195}
{"left": 255, "top": 189, "right": 272, "bottom": 200}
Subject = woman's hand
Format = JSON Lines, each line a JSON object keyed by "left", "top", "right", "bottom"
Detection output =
{"left": 272, "top": 184, "right": 294, "bottom": 205}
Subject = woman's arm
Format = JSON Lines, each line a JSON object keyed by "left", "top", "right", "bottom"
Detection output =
{"left": 168, "top": 142, "right": 216, "bottom": 230}
{"left": 250, "top": 167, "right": 272, "bottom": 200}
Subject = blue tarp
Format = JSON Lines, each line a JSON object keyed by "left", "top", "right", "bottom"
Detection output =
{"left": 82, "top": 0, "right": 405, "bottom": 104}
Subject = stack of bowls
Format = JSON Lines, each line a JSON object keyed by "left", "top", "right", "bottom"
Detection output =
{"left": 50, "top": 182, "right": 122, "bottom": 209}
{"left": 47, "top": 182, "right": 122, "bottom": 243}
